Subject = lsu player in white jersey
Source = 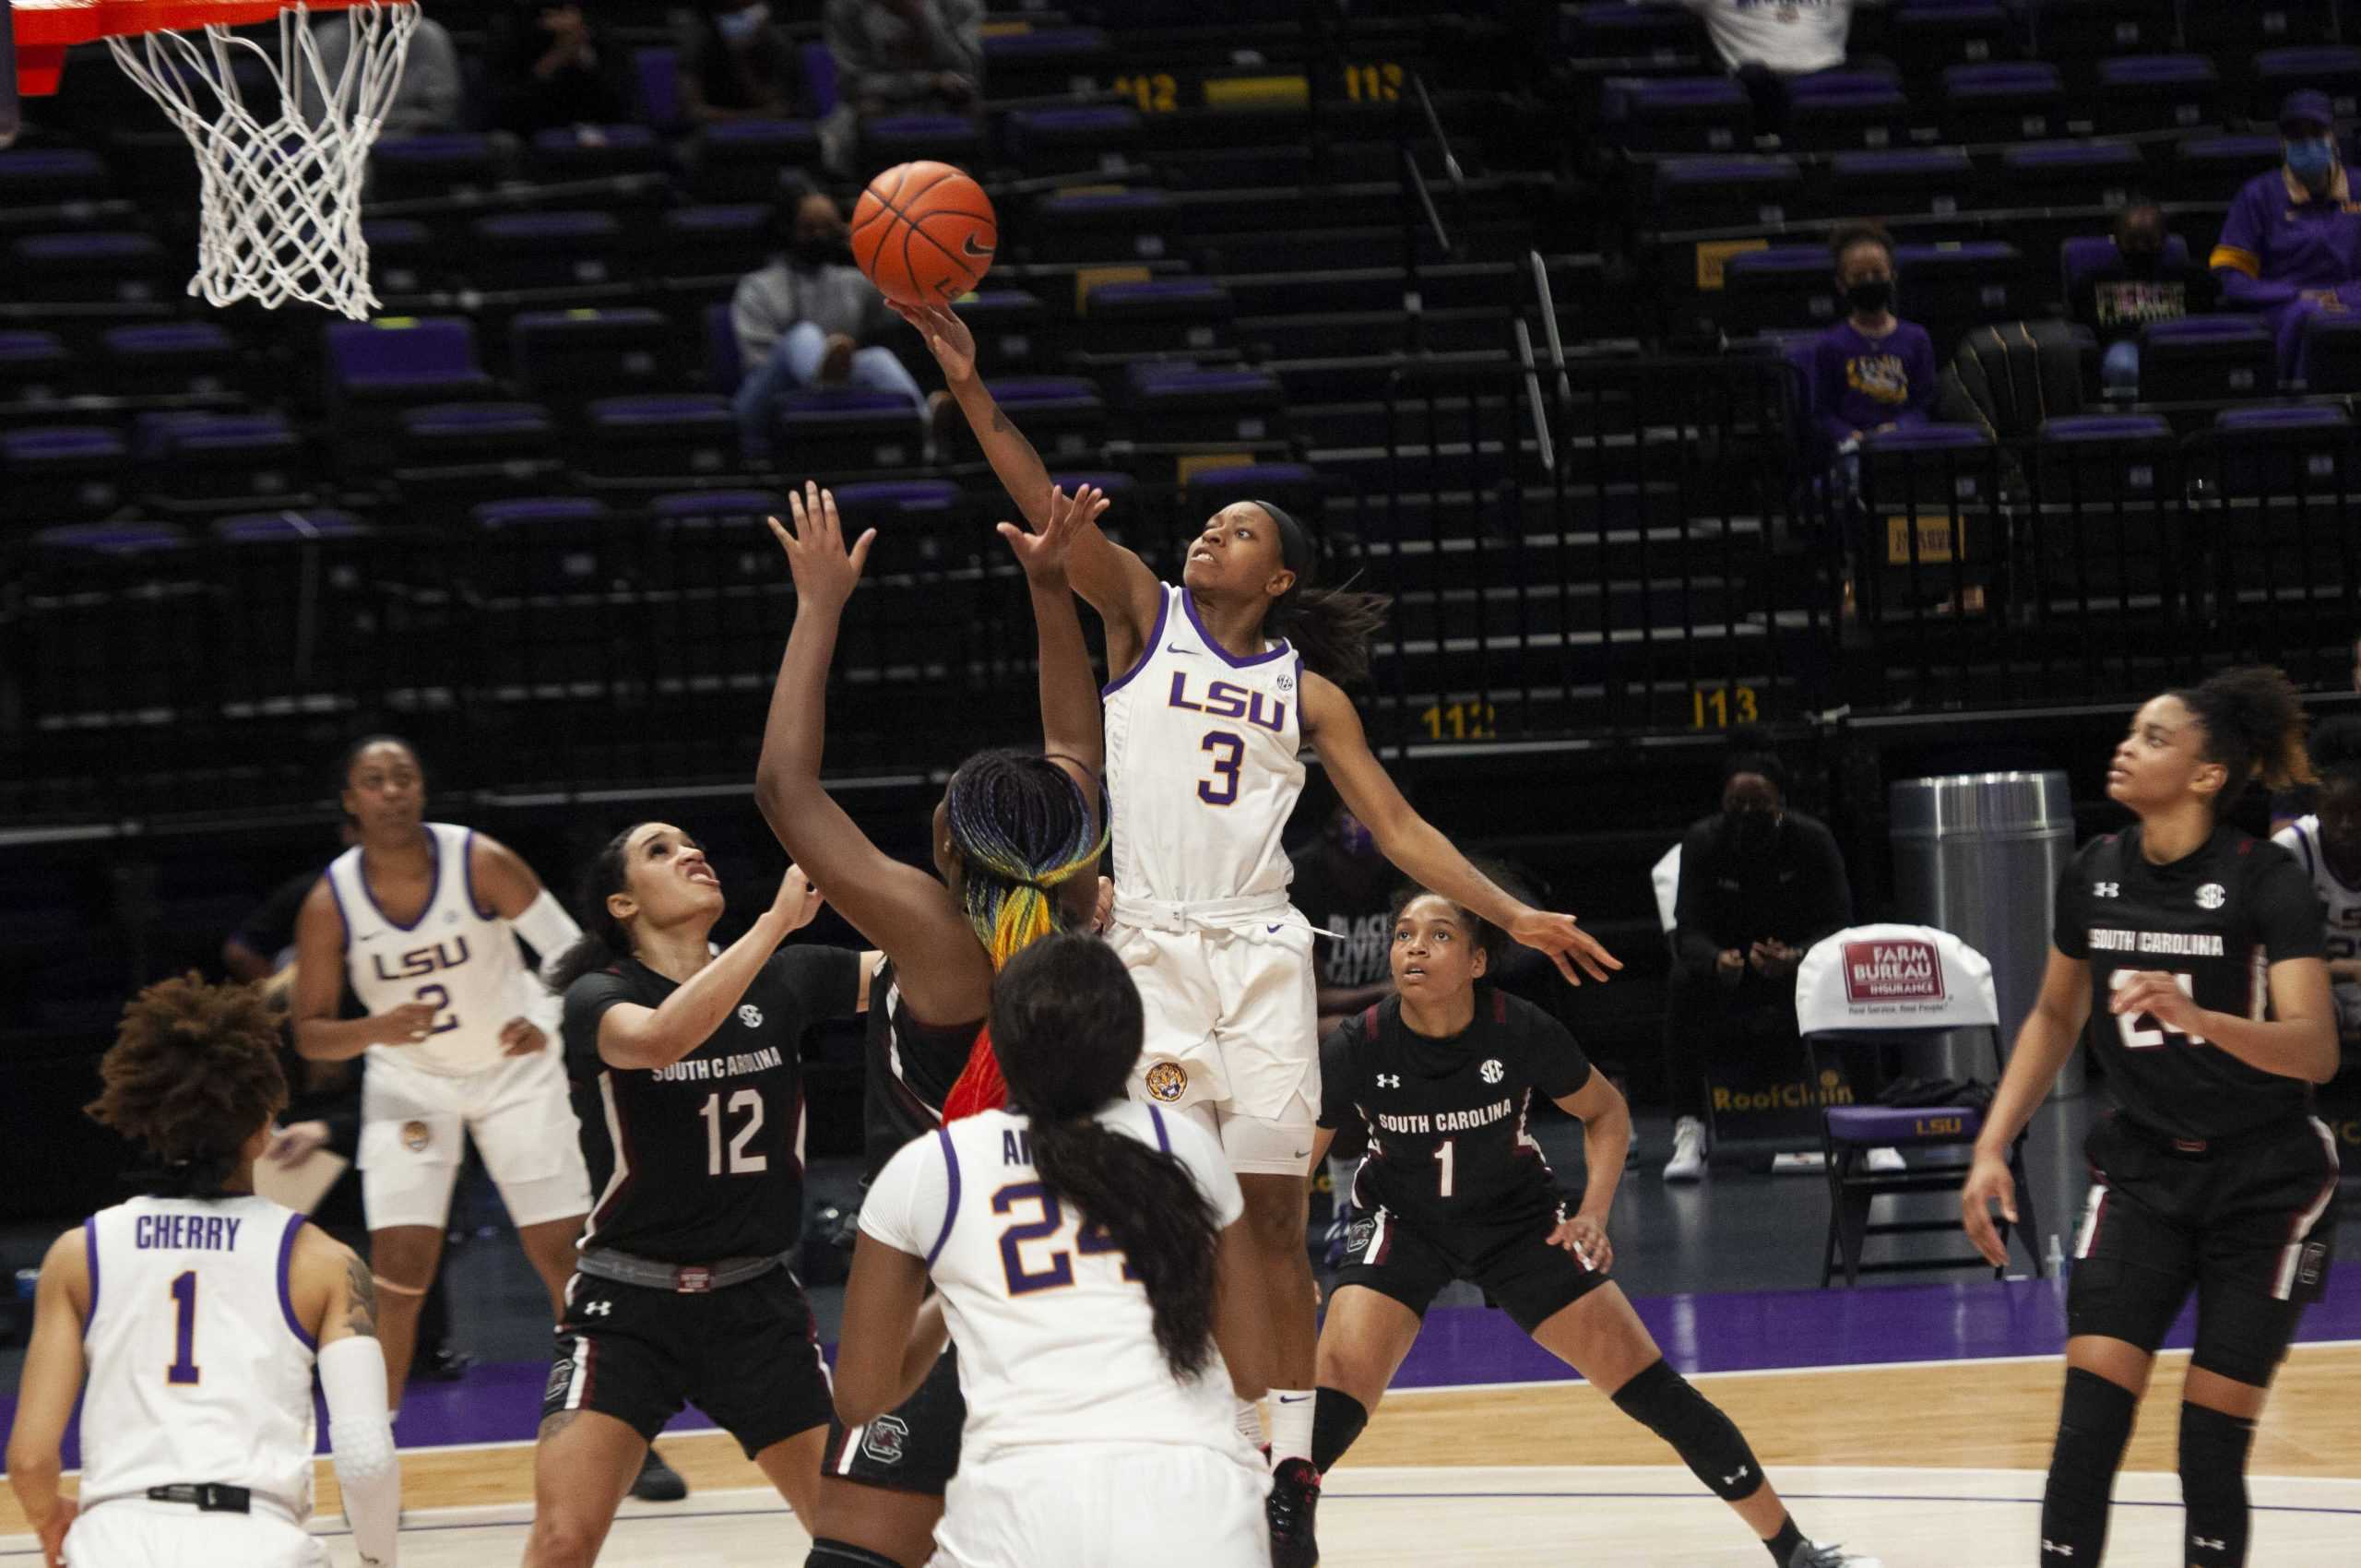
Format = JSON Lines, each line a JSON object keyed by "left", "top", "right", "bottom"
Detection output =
{"left": 900, "top": 301, "right": 1619, "bottom": 1565}
{"left": 2274, "top": 715, "right": 2361, "bottom": 1046}
{"left": 837, "top": 934, "right": 1271, "bottom": 1568}
{"left": 290, "top": 735, "right": 590, "bottom": 1408}
{"left": 6, "top": 975, "right": 399, "bottom": 1568}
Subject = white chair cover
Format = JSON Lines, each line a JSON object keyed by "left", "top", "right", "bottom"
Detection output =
{"left": 1651, "top": 843, "right": 1680, "bottom": 935}
{"left": 1794, "top": 922, "right": 1999, "bottom": 1034}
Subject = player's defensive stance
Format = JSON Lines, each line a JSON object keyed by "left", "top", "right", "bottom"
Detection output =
{"left": 1309, "top": 889, "right": 1880, "bottom": 1568}
{"left": 7, "top": 976, "right": 399, "bottom": 1568}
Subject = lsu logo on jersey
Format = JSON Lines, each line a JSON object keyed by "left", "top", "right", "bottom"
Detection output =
{"left": 369, "top": 935, "right": 470, "bottom": 983}
{"left": 1845, "top": 352, "right": 1911, "bottom": 408}
{"left": 1144, "top": 1062, "right": 1189, "bottom": 1102}
{"left": 1166, "top": 673, "right": 1287, "bottom": 733}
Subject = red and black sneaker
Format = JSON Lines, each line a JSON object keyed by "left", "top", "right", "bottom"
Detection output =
{"left": 1266, "top": 1456, "right": 1323, "bottom": 1568}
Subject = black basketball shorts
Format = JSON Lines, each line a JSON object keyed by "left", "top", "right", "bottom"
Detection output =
{"left": 2067, "top": 1113, "right": 2342, "bottom": 1384}
{"left": 822, "top": 1344, "right": 966, "bottom": 1495}
{"left": 545, "top": 1267, "right": 834, "bottom": 1458}
{"left": 1333, "top": 1203, "right": 1609, "bottom": 1334}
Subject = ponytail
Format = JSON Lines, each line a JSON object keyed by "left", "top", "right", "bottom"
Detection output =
{"left": 943, "top": 750, "right": 1105, "bottom": 970}
{"left": 991, "top": 935, "right": 1221, "bottom": 1382}
{"left": 1269, "top": 583, "right": 1391, "bottom": 687}
{"left": 2177, "top": 666, "right": 2315, "bottom": 810}
{"left": 545, "top": 826, "right": 638, "bottom": 993}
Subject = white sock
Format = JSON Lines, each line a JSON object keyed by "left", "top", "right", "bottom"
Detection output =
{"left": 1270, "top": 1388, "right": 1315, "bottom": 1467}
{"left": 1235, "top": 1396, "right": 1265, "bottom": 1451}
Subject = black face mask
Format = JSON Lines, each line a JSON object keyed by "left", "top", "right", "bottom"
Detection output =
{"left": 1726, "top": 808, "right": 1781, "bottom": 856}
{"left": 1845, "top": 279, "right": 1894, "bottom": 315}
{"left": 2119, "top": 245, "right": 2164, "bottom": 278}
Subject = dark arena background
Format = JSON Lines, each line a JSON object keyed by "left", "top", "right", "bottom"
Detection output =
{"left": 3, "top": 1, "right": 2360, "bottom": 1563}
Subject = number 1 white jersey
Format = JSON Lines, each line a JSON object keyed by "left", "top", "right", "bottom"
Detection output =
{"left": 326, "top": 821, "right": 536, "bottom": 1076}
{"left": 78, "top": 1195, "right": 319, "bottom": 1518}
{"left": 1102, "top": 584, "right": 1305, "bottom": 905}
{"left": 2274, "top": 815, "right": 2361, "bottom": 1033}
{"left": 858, "top": 1101, "right": 1251, "bottom": 1463}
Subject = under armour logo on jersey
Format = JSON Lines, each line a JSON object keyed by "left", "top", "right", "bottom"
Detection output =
{"left": 1376, "top": 1074, "right": 1401, "bottom": 1087}
{"left": 2093, "top": 882, "right": 2119, "bottom": 898}
{"left": 580, "top": 1300, "right": 613, "bottom": 1317}
{"left": 2041, "top": 1543, "right": 2074, "bottom": 1558}
{"left": 737, "top": 1004, "right": 764, "bottom": 1028}
{"left": 2193, "top": 1538, "right": 2225, "bottom": 1552}
{"left": 1479, "top": 1058, "right": 1504, "bottom": 1085}
{"left": 2196, "top": 882, "right": 2226, "bottom": 909}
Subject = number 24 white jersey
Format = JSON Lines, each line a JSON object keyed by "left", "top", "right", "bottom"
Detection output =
{"left": 2274, "top": 815, "right": 2361, "bottom": 1033}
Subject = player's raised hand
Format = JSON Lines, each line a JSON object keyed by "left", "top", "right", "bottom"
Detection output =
{"left": 1960, "top": 1151, "right": 2018, "bottom": 1267}
{"left": 1548, "top": 1214, "right": 1613, "bottom": 1274}
{"left": 769, "top": 481, "right": 875, "bottom": 613}
{"left": 1508, "top": 908, "right": 1622, "bottom": 986}
{"left": 771, "top": 862, "right": 823, "bottom": 933}
{"left": 2107, "top": 969, "right": 2203, "bottom": 1037}
{"left": 998, "top": 482, "right": 1109, "bottom": 582}
{"left": 499, "top": 1017, "right": 548, "bottom": 1057}
{"left": 892, "top": 302, "right": 977, "bottom": 380}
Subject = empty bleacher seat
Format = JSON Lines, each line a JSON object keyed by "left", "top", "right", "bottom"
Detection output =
{"left": 1003, "top": 106, "right": 1142, "bottom": 176}
{"left": 1723, "top": 246, "right": 1843, "bottom": 336}
{"left": 2210, "top": 404, "right": 2353, "bottom": 499}
{"left": 528, "top": 124, "right": 669, "bottom": 183}
{"left": 1860, "top": 422, "right": 1995, "bottom": 506}
{"left": 982, "top": 27, "right": 1113, "bottom": 97}
{"left": 691, "top": 120, "right": 820, "bottom": 202}
{"left": 1084, "top": 279, "right": 1233, "bottom": 355}
{"left": 513, "top": 309, "right": 676, "bottom": 412}
{"left": 2253, "top": 47, "right": 2361, "bottom": 124}
{"left": 2165, "top": 134, "right": 2286, "bottom": 204}
{"left": 634, "top": 46, "right": 684, "bottom": 132}
{"left": 0, "top": 147, "right": 113, "bottom": 206}
{"left": 6, "top": 426, "right": 129, "bottom": 520}
{"left": 398, "top": 401, "right": 560, "bottom": 470}
{"left": 1185, "top": 462, "right": 1323, "bottom": 527}
{"left": 659, "top": 205, "right": 775, "bottom": 280}
{"left": 1560, "top": 2, "right": 1704, "bottom": 60}
{"left": 2139, "top": 315, "right": 2275, "bottom": 400}
{"left": 830, "top": 478, "right": 966, "bottom": 534}
{"left": 1602, "top": 76, "right": 1751, "bottom": 154}
{"left": 469, "top": 212, "right": 626, "bottom": 290}
{"left": 2187, "top": 0, "right": 2331, "bottom": 53}
{"left": 861, "top": 113, "right": 986, "bottom": 169}
{"left": 1127, "top": 364, "right": 1285, "bottom": 443}
{"left": 1999, "top": 140, "right": 2146, "bottom": 208}
{"left": 1826, "top": 148, "right": 1975, "bottom": 219}
{"left": 579, "top": 395, "right": 739, "bottom": 480}
{"left": 362, "top": 219, "right": 438, "bottom": 294}
{"left": 2300, "top": 313, "right": 2361, "bottom": 394}
{"left": 99, "top": 324, "right": 241, "bottom": 398}
{"left": 1653, "top": 157, "right": 1801, "bottom": 231}
{"left": 775, "top": 388, "right": 922, "bottom": 473}
{"left": 1895, "top": 241, "right": 2024, "bottom": 342}
{"left": 989, "top": 377, "right": 1107, "bottom": 460}
{"left": 470, "top": 497, "right": 621, "bottom": 603}
{"left": 212, "top": 509, "right": 370, "bottom": 545}
{"left": 2037, "top": 0, "right": 2177, "bottom": 61}
{"left": 8, "top": 232, "right": 172, "bottom": 303}
{"left": 648, "top": 489, "right": 789, "bottom": 587}
{"left": 370, "top": 133, "right": 501, "bottom": 201}
{"left": 2094, "top": 55, "right": 2221, "bottom": 136}
{"left": 326, "top": 318, "right": 498, "bottom": 469}
{"left": 134, "top": 412, "right": 304, "bottom": 510}
{"left": 30, "top": 520, "right": 184, "bottom": 554}
{"left": 1942, "top": 63, "right": 2064, "bottom": 142}
{"left": 1884, "top": 2, "right": 2013, "bottom": 82}
{"left": 2034, "top": 413, "right": 2177, "bottom": 600}
{"left": 0, "top": 330, "right": 73, "bottom": 402}
{"left": 1027, "top": 189, "right": 1176, "bottom": 264}
{"left": 1785, "top": 69, "right": 1910, "bottom": 151}
{"left": 956, "top": 290, "right": 1051, "bottom": 370}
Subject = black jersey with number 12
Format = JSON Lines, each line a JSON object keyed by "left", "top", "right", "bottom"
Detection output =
{"left": 1318, "top": 988, "right": 1593, "bottom": 1228}
{"left": 2053, "top": 823, "right": 2324, "bottom": 1143}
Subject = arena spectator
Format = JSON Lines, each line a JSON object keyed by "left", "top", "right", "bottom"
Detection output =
{"left": 2212, "top": 91, "right": 2361, "bottom": 381}
{"left": 1660, "top": 734, "right": 1854, "bottom": 1182}
{"left": 730, "top": 191, "right": 942, "bottom": 462}
{"left": 304, "top": 11, "right": 461, "bottom": 135}
{"left": 1682, "top": 0, "right": 1862, "bottom": 77}
{"left": 2070, "top": 202, "right": 2215, "bottom": 398}
{"left": 1811, "top": 222, "right": 1937, "bottom": 459}
{"left": 487, "top": 1, "right": 631, "bottom": 136}
{"left": 1289, "top": 805, "right": 1398, "bottom": 1038}
{"left": 823, "top": 0, "right": 982, "bottom": 158}
{"left": 676, "top": 0, "right": 806, "bottom": 125}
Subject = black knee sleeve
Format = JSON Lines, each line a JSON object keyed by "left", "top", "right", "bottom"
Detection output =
{"left": 2179, "top": 1402, "right": 2256, "bottom": 1568}
{"left": 1609, "top": 1358, "right": 1765, "bottom": 1502}
{"left": 2039, "top": 1367, "right": 2137, "bottom": 1563}
{"left": 806, "top": 1540, "right": 910, "bottom": 1568}
{"left": 1311, "top": 1386, "right": 1369, "bottom": 1472}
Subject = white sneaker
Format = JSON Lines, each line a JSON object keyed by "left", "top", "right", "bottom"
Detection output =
{"left": 1662, "top": 1116, "right": 1707, "bottom": 1182}
{"left": 1864, "top": 1146, "right": 1906, "bottom": 1173}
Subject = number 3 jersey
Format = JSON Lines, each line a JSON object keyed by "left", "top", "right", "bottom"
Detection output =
{"left": 1102, "top": 583, "right": 1304, "bottom": 906}
{"left": 858, "top": 1101, "right": 1247, "bottom": 1461}
{"left": 1318, "top": 989, "right": 1594, "bottom": 1229}
{"left": 2054, "top": 824, "right": 2325, "bottom": 1142}
{"left": 561, "top": 946, "right": 859, "bottom": 1262}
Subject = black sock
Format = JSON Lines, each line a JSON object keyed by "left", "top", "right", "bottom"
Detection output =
{"left": 1311, "top": 1386, "right": 1369, "bottom": 1472}
{"left": 1764, "top": 1515, "right": 1804, "bottom": 1563}
{"left": 2040, "top": 1367, "right": 2137, "bottom": 1563}
{"left": 805, "top": 1540, "right": 908, "bottom": 1568}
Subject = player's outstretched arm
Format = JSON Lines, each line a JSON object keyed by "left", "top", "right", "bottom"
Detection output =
{"left": 1301, "top": 673, "right": 1621, "bottom": 986}
{"left": 592, "top": 867, "right": 823, "bottom": 1072}
{"left": 833, "top": 1234, "right": 943, "bottom": 1426}
{"left": 755, "top": 483, "right": 993, "bottom": 1025}
{"left": 7, "top": 1229, "right": 89, "bottom": 1568}
{"left": 895, "top": 303, "right": 1162, "bottom": 647}
{"left": 299, "top": 1231, "right": 400, "bottom": 1568}
{"left": 1002, "top": 482, "right": 1112, "bottom": 787}
{"left": 1963, "top": 948, "right": 2092, "bottom": 1266}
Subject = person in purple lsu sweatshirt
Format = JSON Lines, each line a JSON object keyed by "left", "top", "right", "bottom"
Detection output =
{"left": 1810, "top": 221, "right": 1936, "bottom": 457}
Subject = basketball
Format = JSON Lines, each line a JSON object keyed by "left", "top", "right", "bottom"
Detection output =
{"left": 851, "top": 160, "right": 997, "bottom": 309}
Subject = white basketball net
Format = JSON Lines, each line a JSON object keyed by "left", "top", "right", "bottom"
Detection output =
{"left": 107, "top": 2, "right": 420, "bottom": 318}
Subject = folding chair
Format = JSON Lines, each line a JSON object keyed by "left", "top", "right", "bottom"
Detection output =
{"left": 1796, "top": 922, "right": 2042, "bottom": 1286}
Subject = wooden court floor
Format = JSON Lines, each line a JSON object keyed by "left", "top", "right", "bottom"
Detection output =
{"left": 6, "top": 1345, "right": 2358, "bottom": 1564}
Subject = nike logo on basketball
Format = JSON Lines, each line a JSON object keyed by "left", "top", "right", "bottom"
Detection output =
{"left": 962, "top": 234, "right": 993, "bottom": 258}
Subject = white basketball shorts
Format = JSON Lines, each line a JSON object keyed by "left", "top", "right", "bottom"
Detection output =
{"left": 931, "top": 1442, "right": 1268, "bottom": 1568}
{"left": 359, "top": 1041, "right": 589, "bottom": 1231}
{"left": 65, "top": 1502, "right": 328, "bottom": 1568}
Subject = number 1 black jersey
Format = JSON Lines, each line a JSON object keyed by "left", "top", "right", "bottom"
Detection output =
{"left": 2054, "top": 824, "right": 2324, "bottom": 1143}
{"left": 1318, "top": 988, "right": 1593, "bottom": 1227}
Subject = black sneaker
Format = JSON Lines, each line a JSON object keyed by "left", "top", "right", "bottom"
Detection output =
{"left": 630, "top": 1446, "right": 688, "bottom": 1503}
{"left": 409, "top": 1345, "right": 473, "bottom": 1384}
{"left": 1266, "top": 1456, "right": 1321, "bottom": 1568}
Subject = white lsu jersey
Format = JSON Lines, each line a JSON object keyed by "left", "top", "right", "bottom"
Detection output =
{"left": 1103, "top": 583, "right": 1306, "bottom": 906}
{"left": 327, "top": 821, "right": 537, "bottom": 1076}
{"left": 859, "top": 1101, "right": 1250, "bottom": 1464}
{"left": 78, "top": 1195, "right": 319, "bottom": 1519}
{"left": 2274, "top": 815, "right": 2361, "bottom": 1033}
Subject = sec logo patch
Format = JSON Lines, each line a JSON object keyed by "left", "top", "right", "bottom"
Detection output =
{"left": 1144, "top": 1062, "right": 1188, "bottom": 1102}
{"left": 400, "top": 1119, "right": 432, "bottom": 1153}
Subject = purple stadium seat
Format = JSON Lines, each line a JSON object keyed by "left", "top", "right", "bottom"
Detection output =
{"left": 1884, "top": 2, "right": 2013, "bottom": 82}
{"left": 2299, "top": 315, "right": 2361, "bottom": 395}
{"left": 1653, "top": 156, "right": 1801, "bottom": 230}
{"left": 0, "top": 330, "right": 74, "bottom": 401}
{"left": 705, "top": 301, "right": 742, "bottom": 395}
{"left": 135, "top": 411, "right": 304, "bottom": 508}
{"left": 2094, "top": 54, "right": 2221, "bottom": 136}
{"left": 1785, "top": 69, "right": 1911, "bottom": 151}
{"left": 8, "top": 231, "right": 170, "bottom": 303}
{"left": 860, "top": 113, "right": 985, "bottom": 168}
{"left": 2035, "top": 413, "right": 2175, "bottom": 500}
{"left": 100, "top": 324, "right": 240, "bottom": 398}
{"left": 830, "top": 479, "right": 965, "bottom": 526}
{"left": 1003, "top": 105, "right": 1141, "bottom": 175}
{"left": 1128, "top": 364, "right": 1284, "bottom": 443}
{"left": 2139, "top": 315, "right": 2275, "bottom": 401}
{"left": 362, "top": 219, "right": 437, "bottom": 294}
{"left": 1860, "top": 423, "right": 1995, "bottom": 507}
{"left": 1823, "top": 1102, "right": 1987, "bottom": 1145}
{"left": 1558, "top": 2, "right": 1704, "bottom": 61}
{"left": 982, "top": 28, "right": 1111, "bottom": 99}
{"left": 512, "top": 308, "right": 675, "bottom": 411}
{"left": 580, "top": 395, "right": 739, "bottom": 480}
{"left": 660, "top": 204, "right": 774, "bottom": 280}
{"left": 1827, "top": 148, "right": 1975, "bottom": 218}
{"left": 1722, "top": 245, "right": 1843, "bottom": 336}
{"left": 1941, "top": 61, "right": 2064, "bottom": 142}
{"left": 634, "top": 46, "right": 683, "bottom": 131}
{"left": 471, "top": 497, "right": 618, "bottom": 595}
{"left": 802, "top": 41, "right": 837, "bottom": 117}
{"left": 1029, "top": 189, "right": 1175, "bottom": 264}
{"left": 2253, "top": 47, "right": 2361, "bottom": 124}
{"left": 2037, "top": 0, "right": 2176, "bottom": 61}
{"left": 1185, "top": 462, "right": 1323, "bottom": 527}
{"left": 528, "top": 124, "right": 668, "bottom": 183}
{"left": 775, "top": 388, "right": 922, "bottom": 473}
{"left": 31, "top": 521, "right": 184, "bottom": 554}
{"left": 1893, "top": 239, "right": 2024, "bottom": 336}
{"left": 1602, "top": 75, "right": 1751, "bottom": 154}
{"left": 2167, "top": 133, "right": 2285, "bottom": 204}
{"left": 399, "top": 402, "right": 558, "bottom": 466}
{"left": 0, "top": 146, "right": 113, "bottom": 205}
{"left": 1047, "top": 470, "right": 1136, "bottom": 505}
{"left": 990, "top": 376, "right": 1107, "bottom": 459}
{"left": 212, "top": 510, "right": 371, "bottom": 544}
{"left": 369, "top": 133, "right": 500, "bottom": 202}
{"left": 5, "top": 426, "right": 129, "bottom": 519}
{"left": 1085, "top": 279, "right": 1234, "bottom": 355}
{"left": 325, "top": 317, "right": 498, "bottom": 469}
{"left": 2187, "top": 0, "right": 2331, "bottom": 53}
{"left": 469, "top": 211, "right": 626, "bottom": 290}
{"left": 1999, "top": 139, "right": 2146, "bottom": 208}
{"left": 956, "top": 290, "right": 1050, "bottom": 370}
{"left": 2212, "top": 404, "right": 2353, "bottom": 498}
{"left": 691, "top": 119, "right": 820, "bottom": 202}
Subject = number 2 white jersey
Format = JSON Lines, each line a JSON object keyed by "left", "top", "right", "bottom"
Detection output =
{"left": 2274, "top": 815, "right": 2361, "bottom": 1033}
{"left": 1102, "top": 584, "right": 1305, "bottom": 906}
{"left": 78, "top": 1195, "right": 319, "bottom": 1518}
{"left": 859, "top": 1101, "right": 1250, "bottom": 1463}
{"left": 326, "top": 821, "right": 535, "bottom": 1076}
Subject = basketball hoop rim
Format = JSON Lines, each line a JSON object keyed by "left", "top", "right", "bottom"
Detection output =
{"left": 14, "top": 0, "right": 411, "bottom": 96}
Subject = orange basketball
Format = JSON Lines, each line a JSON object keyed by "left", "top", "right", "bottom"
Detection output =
{"left": 851, "top": 160, "right": 998, "bottom": 309}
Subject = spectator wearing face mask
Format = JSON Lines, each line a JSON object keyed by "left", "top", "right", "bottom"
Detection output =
{"left": 487, "top": 1, "right": 631, "bottom": 135}
{"left": 2213, "top": 92, "right": 2361, "bottom": 382}
{"left": 2070, "top": 201, "right": 2217, "bottom": 398}
{"left": 678, "top": 0, "right": 805, "bottom": 124}
{"left": 1659, "top": 736, "right": 1854, "bottom": 1182}
{"left": 1289, "top": 805, "right": 1399, "bottom": 1038}
{"left": 1811, "top": 221, "right": 1936, "bottom": 461}
{"left": 730, "top": 190, "right": 949, "bottom": 463}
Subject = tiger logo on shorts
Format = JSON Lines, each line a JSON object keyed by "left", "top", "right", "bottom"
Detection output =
{"left": 400, "top": 1120, "right": 432, "bottom": 1152}
{"left": 1144, "top": 1062, "right": 1189, "bottom": 1102}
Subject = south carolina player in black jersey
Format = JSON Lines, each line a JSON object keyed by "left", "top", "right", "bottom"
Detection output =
{"left": 522, "top": 838, "right": 860, "bottom": 1568}
{"left": 757, "top": 481, "right": 1111, "bottom": 1568}
{"left": 1306, "top": 887, "right": 1881, "bottom": 1568}
{"left": 1963, "top": 669, "right": 2341, "bottom": 1568}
